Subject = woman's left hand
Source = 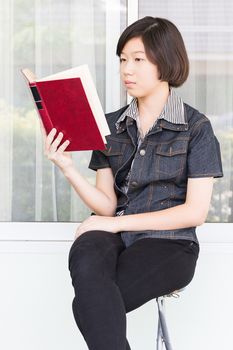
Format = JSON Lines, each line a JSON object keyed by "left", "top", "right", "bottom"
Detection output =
{"left": 74, "top": 215, "right": 120, "bottom": 240}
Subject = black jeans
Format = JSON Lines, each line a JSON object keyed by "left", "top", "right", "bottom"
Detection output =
{"left": 68, "top": 230, "right": 199, "bottom": 350}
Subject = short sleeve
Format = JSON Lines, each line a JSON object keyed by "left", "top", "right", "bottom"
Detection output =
{"left": 187, "top": 119, "right": 223, "bottom": 178}
{"left": 88, "top": 150, "right": 110, "bottom": 171}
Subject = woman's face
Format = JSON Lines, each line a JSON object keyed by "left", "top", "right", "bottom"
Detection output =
{"left": 119, "top": 37, "right": 162, "bottom": 98}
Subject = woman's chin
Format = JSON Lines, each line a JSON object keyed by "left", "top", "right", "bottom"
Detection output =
{"left": 126, "top": 91, "right": 138, "bottom": 98}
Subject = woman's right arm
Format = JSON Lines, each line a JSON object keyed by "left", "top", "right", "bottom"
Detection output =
{"left": 63, "top": 167, "right": 117, "bottom": 217}
{"left": 40, "top": 121, "right": 117, "bottom": 217}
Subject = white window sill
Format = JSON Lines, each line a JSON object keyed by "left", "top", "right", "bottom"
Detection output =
{"left": 0, "top": 222, "right": 232, "bottom": 242}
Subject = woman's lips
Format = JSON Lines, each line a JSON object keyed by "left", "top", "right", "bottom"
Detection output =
{"left": 124, "top": 81, "right": 136, "bottom": 86}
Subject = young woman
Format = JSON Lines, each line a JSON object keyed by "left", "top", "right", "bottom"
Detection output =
{"left": 41, "top": 16, "right": 223, "bottom": 350}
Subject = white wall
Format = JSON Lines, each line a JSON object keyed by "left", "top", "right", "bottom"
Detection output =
{"left": 0, "top": 223, "right": 232, "bottom": 350}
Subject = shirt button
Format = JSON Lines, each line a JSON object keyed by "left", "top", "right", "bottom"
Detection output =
{"left": 139, "top": 149, "right": 146, "bottom": 156}
{"left": 131, "top": 181, "right": 138, "bottom": 187}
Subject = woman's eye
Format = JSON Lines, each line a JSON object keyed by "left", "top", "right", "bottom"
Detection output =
{"left": 119, "top": 57, "right": 144, "bottom": 63}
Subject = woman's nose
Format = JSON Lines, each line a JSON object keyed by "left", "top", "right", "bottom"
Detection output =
{"left": 122, "top": 60, "right": 134, "bottom": 75}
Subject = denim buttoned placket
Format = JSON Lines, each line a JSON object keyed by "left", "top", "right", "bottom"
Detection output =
{"left": 122, "top": 118, "right": 138, "bottom": 194}
{"left": 113, "top": 117, "right": 138, "bottom": 211}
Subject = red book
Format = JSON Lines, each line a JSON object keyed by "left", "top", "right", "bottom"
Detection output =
{"left": 21, "top": 65, "right": 110, "bottom": 151}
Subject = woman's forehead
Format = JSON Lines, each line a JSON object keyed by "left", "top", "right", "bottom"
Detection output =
{"left": 121, "top": 37, "right": 145, "bottom": 54}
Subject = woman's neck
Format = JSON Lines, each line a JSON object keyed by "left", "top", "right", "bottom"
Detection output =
{"left": 137, "top": 82, "right": 170, "bottom": 120}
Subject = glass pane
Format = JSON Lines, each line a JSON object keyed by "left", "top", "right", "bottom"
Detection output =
{"left": 0, "top": 0, "right": 127, "bottom": 221}
{"left": 138, "top": 0, "right": 233, "bottom": 222}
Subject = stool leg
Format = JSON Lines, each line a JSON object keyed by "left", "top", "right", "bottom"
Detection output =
{"left": 156, "top": 297, "right": 174, "bottom": 350}
{"left": 156, "top": 310, "right": 163, "bottom": 350}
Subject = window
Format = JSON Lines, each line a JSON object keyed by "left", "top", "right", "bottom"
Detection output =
{"left": 0, "top": 1, "right": 231, "bottom": 223}
{"left": 0, "top": 0, "right": 127, "bottom": 221}
{"left": 139, "top": 0, "right": 233, "bottom": 222}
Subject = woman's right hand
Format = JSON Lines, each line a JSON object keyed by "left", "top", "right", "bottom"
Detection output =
{"left": 40, "top": 119, "right": 74, "bottom": 173}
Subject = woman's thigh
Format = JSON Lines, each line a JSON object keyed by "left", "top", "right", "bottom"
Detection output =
{"left": 116, "top": 237, "right": 199, "bottom": 313}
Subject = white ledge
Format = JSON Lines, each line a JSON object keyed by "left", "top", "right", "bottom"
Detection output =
{"left": 0, "top": 222, "right": 232, "bottom": 243}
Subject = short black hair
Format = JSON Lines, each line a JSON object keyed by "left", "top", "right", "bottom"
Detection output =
{"left": 116, "top": 16, "right": 189, "bottom": 87}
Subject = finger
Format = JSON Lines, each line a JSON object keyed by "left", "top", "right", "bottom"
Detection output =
{"left": 74, "top": 232, "right": 82, "bottom": 241}
{"left": 57, "top": 139, "right": 70, "bottom": 154}
{"left": 45, "top": 128, "right": 57, "bottom": 152}
{"left": 75, "top": 229, "right": 81, "bottom": 239}
{"left": 49, "top": 132, "right": 64, "bottom": 152}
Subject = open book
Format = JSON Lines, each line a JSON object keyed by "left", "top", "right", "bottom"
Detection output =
{"left": 21, "top": 65, "right": 110, "bottom": 151}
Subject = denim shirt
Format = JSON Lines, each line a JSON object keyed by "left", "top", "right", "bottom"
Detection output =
{"left": 114, "top": 87, "right": 186, "bottom": 217}
{"left": 88, "top": 96, "right": 224, "bottom": 247}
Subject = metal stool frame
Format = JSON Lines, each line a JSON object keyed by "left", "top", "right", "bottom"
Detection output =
{"left": 156, "top": 288, "right": 185, "bottom": 350}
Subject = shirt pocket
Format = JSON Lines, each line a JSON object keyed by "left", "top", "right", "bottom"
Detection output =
{"left": 155, "top": 139, "right": 188, "bottom": 178}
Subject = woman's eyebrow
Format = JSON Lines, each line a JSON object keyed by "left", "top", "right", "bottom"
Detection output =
{"left": 121, "top": 50, "right": 145, "bottom": 54}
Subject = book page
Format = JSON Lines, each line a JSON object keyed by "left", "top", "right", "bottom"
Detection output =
{"left": 78, "top": 66, "right": 111, "bottom": 140}
{"left": 37, "top": 65, "right": 88, "bottom": 81}
{"left": 21, "top": 68, "right": 37, "bottom": 83}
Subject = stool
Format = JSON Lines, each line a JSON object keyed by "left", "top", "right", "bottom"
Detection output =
{"left": 156, "top": 288, "right": 185, "bottom": 350}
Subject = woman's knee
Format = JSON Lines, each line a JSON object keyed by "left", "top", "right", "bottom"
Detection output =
{"left": 68, "top": 230, "right": 101, "bottom": 276}
{"left": 68, "top": 230, "right": 124, "bottom": 282}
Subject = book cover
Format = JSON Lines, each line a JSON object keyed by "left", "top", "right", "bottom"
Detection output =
{"left": 21, "top": 65, "right": 110, "bottom": 151}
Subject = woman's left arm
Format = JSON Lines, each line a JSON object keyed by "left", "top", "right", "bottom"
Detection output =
{"left": 116, "top": 177, "right": 214, "bottom": 232}
{"left": 75, "top": 177, "right": 214, "bottom": 238}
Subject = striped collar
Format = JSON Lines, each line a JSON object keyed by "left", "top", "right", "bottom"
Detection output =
{"left": 115, "top": 87, "right": 187, "bottom": 132}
